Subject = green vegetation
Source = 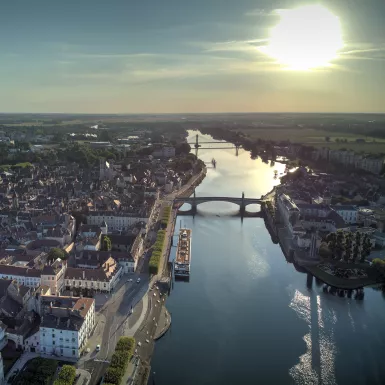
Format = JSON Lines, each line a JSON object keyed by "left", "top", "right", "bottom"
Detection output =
{"left": 47, "top": 247, "right": 68, "bottom": 262}
{"left": 102, "top": 235, "right": 112, "bottom": 251}
{"left": 0, "top": 162, "right": 33, "bottom": 171}
{"left": 324, "top": 231, "right": 372, "bottom": 263}
{"left": 53, "top": 365, "right": 76, "bottom": 385}
{"left": 13, "top": 358, "right": 58, "bottom": 385}
{"left": 372, "top": 258, "right": 385, "bottom": 277}
{"left": 149, "top": 230, "right": 166, "bottom": 275}
{"left": 104, "top": 337, "right": 135, "bottom": 385}
{"left": 161, "top": 205, "right": 171, "bottom": 228}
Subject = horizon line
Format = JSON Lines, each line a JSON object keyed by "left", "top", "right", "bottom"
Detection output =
{"left": 1, "top": 111, "right": 385, "bottom": 116}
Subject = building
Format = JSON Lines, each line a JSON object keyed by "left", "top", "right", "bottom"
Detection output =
{"left": 99, "top": 159, "right": 116, "bottom": 181}
{"left": 39, "top": 296, "right": 95, "bottom": 358}
{"left": 373, "top": 231, "right": 385, "bottom": 248}
{"left": 0, "top": 353, "right": 4, "bottom": 385}
{"left": 330, "top": 205, "right": 358, "bottom": 224}
{"left": 87, "top": 211, "right": 148, "bottom": 231}
{"left": 40, "top": 259, "right": 66, "bottom": 296}
{"left": 65, "top": 257, "right": 123, "bottom": 293}
{"left": 277, "top": 194, "right": 300, "bottom": 233}
{"left": 0, "top": 266, "right": 41, "bottom": 288}
{"left": 152, "top": 146, "right": 175, "bottom": 158}
{"left": 357, "top": 208, "right": 376, "bottom": 226}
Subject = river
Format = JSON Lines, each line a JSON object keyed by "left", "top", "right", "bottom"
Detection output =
{"left": 149, "top": 131, "right": 385, "bottom": 385}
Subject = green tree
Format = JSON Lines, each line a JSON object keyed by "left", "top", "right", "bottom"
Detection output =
{"left": 102, "top": 235, "right": 112, "bottom": 251}
{"left": 326, "top": 232, "right": 337, "bottom": 258}
{"left": 53, "top": 365, "right": 76, "bottom": 385}
{"left": 47, "top": 248, "right": 65, "bottom": 262}
{"left": 352, "top": 245, "right": 360, "bottom": 263}
{"left": 99, "top": 130, "right": 112, "bottom": 142}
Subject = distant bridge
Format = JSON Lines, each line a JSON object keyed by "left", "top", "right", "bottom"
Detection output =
{"left": 188, "top": 134, "right": 242, "bottom": 155}
{"left": 174, "top": 191, "right": 263, "bottom": 216}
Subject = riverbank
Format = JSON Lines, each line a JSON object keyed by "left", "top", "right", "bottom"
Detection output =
{"left": 304, "top": 263, "right": 384, "bottom": 289}
{"left": 132, "top": 167, "right": 206, "bottom": 384}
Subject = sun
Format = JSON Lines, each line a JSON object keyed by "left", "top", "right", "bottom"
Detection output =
{"left": 261, "top": 5, "right": 343, "bottom": 70}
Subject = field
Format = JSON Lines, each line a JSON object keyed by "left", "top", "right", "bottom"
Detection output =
{"left": 232, "top": 127, "right": 385, "bottom": 154}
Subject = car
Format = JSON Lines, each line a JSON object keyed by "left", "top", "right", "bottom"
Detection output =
{"left": 96, "top": 344, "right": 101, "bottom": 352}
{"left": 137, "top": 278, "right": 141, "bottom": 283}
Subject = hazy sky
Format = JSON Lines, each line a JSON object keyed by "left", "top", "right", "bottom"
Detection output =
{"left": 1, "top": 0, "right": 385, "bottom": 113}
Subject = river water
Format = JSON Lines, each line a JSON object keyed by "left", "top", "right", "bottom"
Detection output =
{"left": 150, "top": 131, "right": 385, "bottom": 385}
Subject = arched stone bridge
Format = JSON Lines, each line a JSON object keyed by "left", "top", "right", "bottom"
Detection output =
{"left": 174, "top": 192, "right": 263, "bottom": 216}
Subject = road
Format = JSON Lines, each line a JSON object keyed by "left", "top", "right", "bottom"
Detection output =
{"left": 82, "top": 169, "right": 206, "bottom": 384}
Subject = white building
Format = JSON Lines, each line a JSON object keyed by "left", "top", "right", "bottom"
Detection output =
{"left": 373, "top": 231, "right": 385, "bottom": 248}
{"left": 40, "top": 259, "right": 66, "bottom": 296}
{"left": 330, "top": 205, "right": 358, "bottom": 224}
{"left": 0, "top": 266, "right": 41, "bottom": 288}
{"left": 277, "top": 194, "right": 300, "bottom": 233}
{"left": 152, "top": 146, "right": 175, "bottom": 158}
{"left": 87, "top": 211, "right": 148, "bottom": 231}
{"left": 39, "top": 296, "right": 95, "bottom": 358}
{"left": 65, "top": 257, "right": 123, "bottom": 293}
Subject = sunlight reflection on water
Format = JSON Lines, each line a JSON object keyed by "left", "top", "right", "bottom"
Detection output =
{"left": 289, "top": 289, "right": 337, "bottom": 385}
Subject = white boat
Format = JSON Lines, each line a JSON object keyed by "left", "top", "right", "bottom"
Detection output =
{"left": 174, "top": 228, "right": 192, "bottom": 278}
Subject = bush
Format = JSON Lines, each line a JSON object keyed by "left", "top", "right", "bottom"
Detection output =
{"left": 104, "top": 337, "right": 136, "bottom": 385}
{"left": 14, "top": 358, "right": 58, "bottom": 385}
{"left": 104, "top": 367, "right": 124, "bottom": 385}
{"left": 54, "top": 365, "right": 76, "bottom": 385}
{"left": 116, "top": 337, "right": 135, "bottom": 353}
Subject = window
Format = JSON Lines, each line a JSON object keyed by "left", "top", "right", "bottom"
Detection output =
{"left": 72, "top": 338, "right": 75, "bottom": 342}
{"left": 72, "top": 350, "right": 76, "bottom": 355}
{"left": 53, "top": 341, "right": 55, "bottom": 345}
{"left": 43, "top": 333, "right": 45, "bottom": 337}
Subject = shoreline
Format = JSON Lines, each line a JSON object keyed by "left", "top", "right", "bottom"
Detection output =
{"left": 133, "top": 167, "right": 207, "bottom": 384}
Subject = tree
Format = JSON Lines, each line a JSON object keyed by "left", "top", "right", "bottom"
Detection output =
{"left": 352, "top": 245, "right": 360, "bottom": 263}
{"left": 360, "top": 236, "right": 372, "bottom": 262}
{"left": 344, "top": 232, "right": 353, "bottom": 262}
{"left": 336, "top": 231, "right": 345, "bottom": 260}
{"left": 175, "top": 142, "right": 191, "bottom": 156}
{"left": 99, "top": 130, "right": 112, "bottom": 142}
{"left": 102, "top": 235, "right": 112, "bottom": 251}
{"left": 53, "top": 365, "right": 76, "bottom": 385}
{"left": 325, "top": 136, "right": 331, "bottom": 142}
{"left": 326, "top": 232, "right": 337, "bottom": 258}
{"left": 47, "top": 248, "right": 65, "bottom": 262}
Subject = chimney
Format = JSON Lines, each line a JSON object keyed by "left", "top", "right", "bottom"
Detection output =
{"left": 82, "top": 270, "right": 85, "bottom": 280}
{"left": 67, "top": 319, "right": 70, "bottom": 328}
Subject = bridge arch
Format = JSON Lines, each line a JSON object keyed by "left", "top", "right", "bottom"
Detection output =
{"left": 174, "top": 194, "right": 263, "bottom": 216}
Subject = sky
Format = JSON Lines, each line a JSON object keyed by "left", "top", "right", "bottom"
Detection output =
{"left": 1, "top": 0, "right": 385, "bottom": 113}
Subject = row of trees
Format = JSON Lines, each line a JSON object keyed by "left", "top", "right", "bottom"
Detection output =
{"left": 161, "top": 206, "right": 171, "bottom": 228}
{"left": 149, "top": 230, "right": 166, "bottom": 275}
{"left": 53, "top": 365, "right": 76, "bottom": 385}
{"left": 323, "top": 230, "right": 372, "bottom": 263}
{"left": 104, "top": 337, "right": 135, "bottom": 385}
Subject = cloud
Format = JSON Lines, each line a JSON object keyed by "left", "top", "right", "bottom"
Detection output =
{"left": 244, "top": 8, "right": 276, "bottom": 17}
{"left": 199, "top": 39, "right": 269, "bottom": 53}
{"left": 339, "top": 43, "right": 385, "bottom": 61}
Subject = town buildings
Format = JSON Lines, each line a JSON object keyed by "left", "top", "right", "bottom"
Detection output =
{"left": 39, "top": 296, "right": 95, "bottom": 358}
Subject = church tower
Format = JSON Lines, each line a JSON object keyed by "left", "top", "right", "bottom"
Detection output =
{"left": 12, "top": 191, "right": 19, "bottom": 210}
